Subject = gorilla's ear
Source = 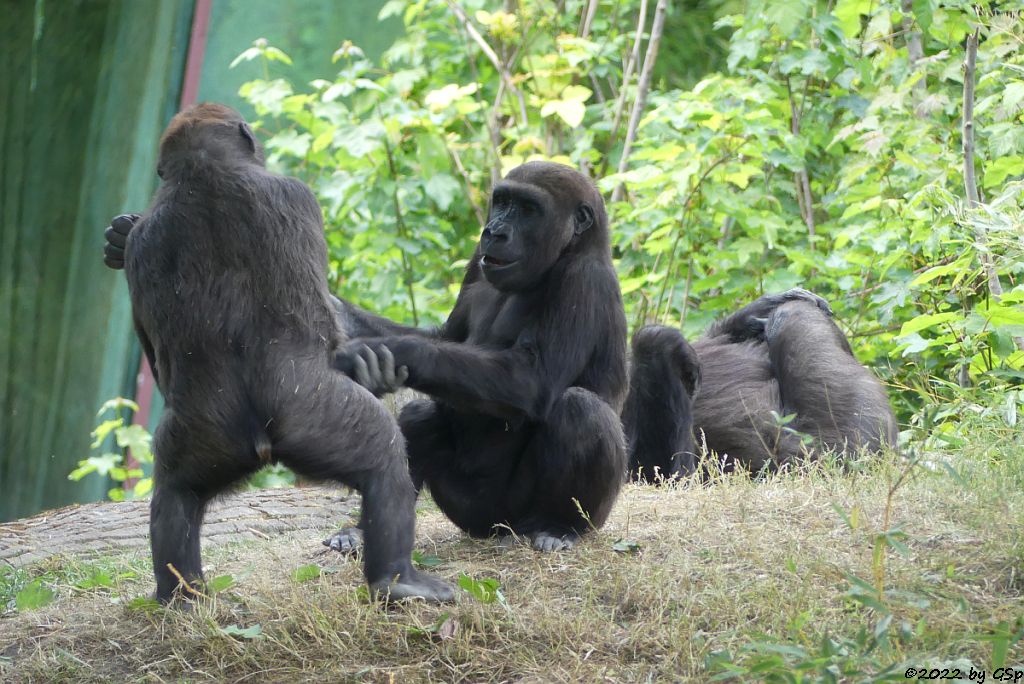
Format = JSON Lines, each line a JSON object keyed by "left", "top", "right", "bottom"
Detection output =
{"left": 574, "top": 203, "right": 595, "bottom": 235}
{"left": 239, "top": 122, "right": 258, "bottom": 155}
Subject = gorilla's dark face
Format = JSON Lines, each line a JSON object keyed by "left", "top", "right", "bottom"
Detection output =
{"left": 480, "top": 162, "right": 599, "bottom": 292}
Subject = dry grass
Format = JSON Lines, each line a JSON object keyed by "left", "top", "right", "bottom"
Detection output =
{"left": 2, "top": 445, "right": 1022, "bottom": 683}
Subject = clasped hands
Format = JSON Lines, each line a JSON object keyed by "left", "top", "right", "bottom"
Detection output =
{"left": 335, "top": 339, "right": 408, "bottom": 397}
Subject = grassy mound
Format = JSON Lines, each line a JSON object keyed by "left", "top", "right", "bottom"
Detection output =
{"left": 2, "top": 437, "right": 1022, "bottom": 682}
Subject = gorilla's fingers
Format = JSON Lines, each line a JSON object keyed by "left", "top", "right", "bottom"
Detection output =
{"left": 110, "top": 213, "right": 140, "bottom": 240}
{"left": 352, "top": 351, "right": 372, "bottom": 389}
{"left": 395, "top": 365, "right": 409, "bottom": 387}
{"left": 378, "top": 344, "right": 396, "bottom": 383}
{"left": 105, "top": 224, "right": 128, "bottom": 249}
{"left": 103, "top": 242, "right": 125, "bottom": 270}
{"left": 782, "top": 288, "right": 832, "bottom": 316}
{"left": 361, "top": 344, "right": 382, "bottom": 385}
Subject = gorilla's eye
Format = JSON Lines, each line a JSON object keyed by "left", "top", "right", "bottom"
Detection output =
{"left": 157, "top": 166, "right": 165, "bottom": 179}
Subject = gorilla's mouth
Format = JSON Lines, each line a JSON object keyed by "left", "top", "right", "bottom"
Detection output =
{"left": 481, "top": 254, "right": 515, "bottom": 268}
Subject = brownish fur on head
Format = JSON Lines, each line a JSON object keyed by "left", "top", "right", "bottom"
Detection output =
{"left": 157, "top": 102, "right": 264, "bottom": 179}
{"left": 504, "top": 161, "right": 608, "bottom": 237}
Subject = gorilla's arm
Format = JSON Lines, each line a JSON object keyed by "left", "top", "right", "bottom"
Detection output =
{"left": 704, "top": 288, "right": 832, "bottom": 343}
{"left": 331, "top": 296, "right": 438, "bottom": 339}
{"left": 337, "top": 262, "right": 609, "bottom": 421}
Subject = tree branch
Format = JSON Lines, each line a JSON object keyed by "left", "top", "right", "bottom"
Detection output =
{"left": 960, "top": 28, "right": 1024, "bottom": 356}
{"left": 600, "top": 0, "right": 648, "bottom": 178}
{"left": 446, "top": 0, "right": 528, "bottom": 124}
{"left": 611, "top": 0, "right": 667, "bottom": 203}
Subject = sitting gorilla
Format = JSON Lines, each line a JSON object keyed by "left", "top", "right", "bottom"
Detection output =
{"left": 107, "top": 161, "right": 629, "bottom": 553}
{"left": 622, "top": 288, "right": 898, "bottom": 480}
{"left": 332, "top": 162, "right": 628, "bottom": 551}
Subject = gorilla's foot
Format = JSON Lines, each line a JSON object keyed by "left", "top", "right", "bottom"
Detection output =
{"left": 530, "top": 530, "right": 580, "bottom": 552}
{"left": 323, "top": 526, "right": 363, "bottom": 555}
{"left": 370, "top": 569, "right": 455, "bottom": 603}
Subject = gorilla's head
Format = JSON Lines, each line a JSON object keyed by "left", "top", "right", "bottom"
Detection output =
{"left": 479, "top": 162, "right": 608, "bottom": 291}
{"left": 157, "top": 103, "right": 265, "bottom": 181}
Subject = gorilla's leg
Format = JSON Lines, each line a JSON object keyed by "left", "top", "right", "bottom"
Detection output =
{"left": 399, "top": 399, "right": 457, "bottom": 492}
{"left": 149, "top": 411, "right": 222, "bottom": 603}
{"left": 402, "top": 399, "right": 528, "bottom": 538}
{"left": 514, "top": 388, "right": 626, "bottom": 551}
{"left": 150, "top": 479, "right": 207, "bottom": 602}
{"left": 764, "top": 301, "right": 897, "bottom": 456}
{"left": 623, "top": 325, "right": 702, "bottom": 481}
{"left": 277, "top": 375, "right": 453, "bottom": 602}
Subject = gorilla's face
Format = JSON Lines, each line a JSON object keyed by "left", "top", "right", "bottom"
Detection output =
{"left": 479, "top": 163, "right": 598, "bottom": 292}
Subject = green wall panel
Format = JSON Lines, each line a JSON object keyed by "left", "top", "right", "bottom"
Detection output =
{"left": 0, "top": 0, "right": 192, "bottom": 521}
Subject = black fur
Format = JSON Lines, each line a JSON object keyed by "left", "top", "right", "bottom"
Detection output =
{"left": 334, "top": 162, "right": 628, "bottom": 551}
{"left": 625, "top": 289, "right": 897, "bottom": 479}
{"left": 118, "top": 103, "right": 451, "bottom": 603}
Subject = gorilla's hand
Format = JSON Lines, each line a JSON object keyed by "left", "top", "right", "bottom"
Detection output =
{"left": 335, "top": 340, "right": 409, "bottom": 397}
{"left": 775, "top": 287, "right": 832, "bottom": 316}
{"left": 723, "top": 288, "right": 833, "bottom": 343}
{"left": 104, "top": 213, "right": 140, "bottom": 269}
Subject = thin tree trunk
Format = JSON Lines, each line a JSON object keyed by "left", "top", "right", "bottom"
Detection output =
{"left": 611, "top": 0, "right": 668, "bottom": 203}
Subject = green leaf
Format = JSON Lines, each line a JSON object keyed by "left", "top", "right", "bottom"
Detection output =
{"left": 833, "top": 0, "right": 872, "bottom": 38}
{"left": 132, "top": 477, "right": 154, "bottom": 497}
{"left": 229, "top": 47, "right": 262, "bottom": 69}
{"left": 219, "top": 624, "right": 263, "bottom": 640}
{"left": 15, "top": 580, "right": 55, "bottom": 611}
{"left": 412, "top": 550, "right": 443, "bottom": 567}
{"left": 912, "top": 0, "right": 934, "bottom": 34}
{"left": 115, "top": 424, "right": 152, "bottom": 460}
{"left": 264, "top": 46, "right": 293, "bottom": 65}
{"left": 239, "top": 79, "right": 294, "bottom": 116}
{"left": 1003, "top": 82, "right": 1024, "bottom": 111}
{"left": 612, "top": 539, "right": 641, "bottom": 554}
{"left": 75, "top": 569, "right": 115, "bottom": 590}
{"left": 457, "top": 573, "right": 506, "bottom": 606}
{"left": 983, "top": 155, "right": 1024, "bottom": 189}
{"left": 126, "top": 596, "right": 161, "bottom": 613}
{"left": 96, "top": 397, "right": 139, "bottom": 416}
{"left": 898, "top": 311, "right": 959, "bottom": 337}
{"left": 292, "top": 564, "right": 323, "bottom": 583}
{"left": 910, "top": 256, "right": 972, "bottom": 286}
{"left": 540, "top": 99, "right": 587, "bottom": 128}
{"left": 91, "top": 418, "right": 124, "bottom": 448}
{"left": 207, "top": 574, "right": 236, "bottom": 593}
{"left": 425, "top": 174, "right": 460, "bottom": 212}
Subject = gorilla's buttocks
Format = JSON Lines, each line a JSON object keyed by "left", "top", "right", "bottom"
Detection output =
{"left": 120, "top": 103, "right": 451, "bottom": 603}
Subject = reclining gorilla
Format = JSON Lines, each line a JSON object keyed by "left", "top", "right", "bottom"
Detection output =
{"left": 108, "top": 103, "right": 452, "bottom": 603}
{"left": 107, "top": 159, "right": 629, "bottom": 554}
{"left": 622, "top": 289, "right": 898, "bottom": 480}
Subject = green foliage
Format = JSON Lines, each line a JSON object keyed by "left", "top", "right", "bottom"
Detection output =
{"left": 457, "top": 572, "right": 508, "bottom": 608}
{"left": 14, "top": 580, "right": 55, "bottom": 612}
{"left": 68, "top": 398, "right": 153, "bottom": 501}
{"left": 68, "top": 400, "right": 296, "bottom": 500}
{"left": 219, "top": 623, "right": 264, "bottom": 640}
{"left": 232, "top": 0, "right": 1024, "bottom": 443}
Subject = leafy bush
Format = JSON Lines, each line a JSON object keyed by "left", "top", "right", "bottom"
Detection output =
{"left": 230, "top": 0, "right": 1023, "bottom": 438}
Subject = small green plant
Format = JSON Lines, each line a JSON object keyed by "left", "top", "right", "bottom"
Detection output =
{"left": 457, "top": 573, "right": 508, "bottom": 609}
{"left": 68, "top": 398, "right": 153, "bottom": 501}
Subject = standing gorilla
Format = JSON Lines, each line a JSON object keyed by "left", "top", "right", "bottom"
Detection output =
{"left": 107, "top": 160, "right": 629, "bottom": 554}
{"left": 623, "top": 289, "right": 898, "bottom": 480}
{"left": 114, "top": 103, "right": 451, "bottom": 603}
{"left": 334, "top": 162, "right": 629, "bottom": 551}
